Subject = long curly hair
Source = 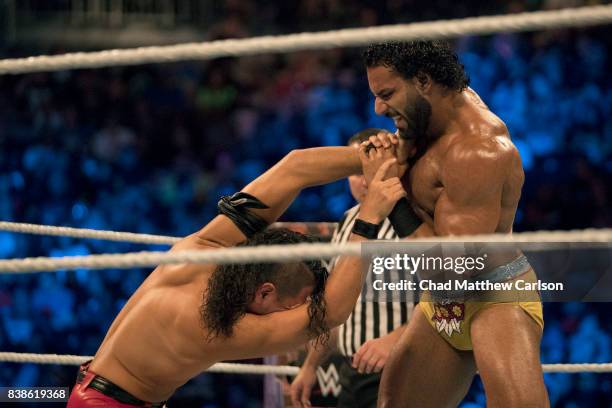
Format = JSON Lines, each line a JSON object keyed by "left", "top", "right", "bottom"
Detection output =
{"left": 363, "top": 40, "right": 470, "bottom": 92}
{"left": 201, "top": 228, "right": 329, "bottom": 343}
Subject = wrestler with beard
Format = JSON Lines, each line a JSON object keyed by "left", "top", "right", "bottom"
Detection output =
{"left": 360, "top": 41, "right": 548, "bottom": 408}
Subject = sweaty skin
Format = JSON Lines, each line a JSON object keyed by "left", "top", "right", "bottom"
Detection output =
{"left": 366, "top": 65, "right": 548, "bottom": 408}
{"left": 367, "top": 66, "right": 523, "bottom": 237}
{"left": 86, "top": 148, "right": 405, "bottom": 403}
{"left": 409, "top": 92, "right": 522, "bottom": 238}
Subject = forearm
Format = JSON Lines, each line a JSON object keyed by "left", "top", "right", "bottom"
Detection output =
{"left": 284, "top": 147, "right": 362, "bottom": 188}
{"left": 323, "top": 159, "right": 407, "bottom": 327}
{"left": 242, "top": 147, "right": 360, "bottom": 224}
{"left": 303, "top": 328, "right": 339, "bottom": 369}
{"left": 324, "top": 233, "right": 368, "bottom": 327}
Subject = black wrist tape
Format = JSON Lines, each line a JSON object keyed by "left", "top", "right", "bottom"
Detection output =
{"left": 389, "top": 198, "right": 422, "bottom": 238}
{"left": 351, "top": 219, "right": 381, "bottom": 240}
{"left": 218, "top": 192, "right": 270, "bottom": 238}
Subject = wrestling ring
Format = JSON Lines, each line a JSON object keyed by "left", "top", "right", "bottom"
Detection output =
{"left": 1, "top": 3, "right": 612, "bottom": 406}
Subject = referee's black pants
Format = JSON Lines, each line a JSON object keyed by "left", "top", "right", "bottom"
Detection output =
{"left": 336, "top": 359, "right": 381, "bottom": 408}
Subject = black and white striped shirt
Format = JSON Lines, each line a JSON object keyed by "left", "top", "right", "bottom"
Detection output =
{"left": 326, "top": 205, "right": 413, "bottom": 357}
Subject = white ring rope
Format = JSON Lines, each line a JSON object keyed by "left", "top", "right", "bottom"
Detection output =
{"left": 0, "top": 352, "right": 609, "bottom": 375}
{"left": 0, "top": 353, "right": 298, "bottom": 376}
{"left": 1, "top": 5, "right": 612, "bottom": 74}
{"left": 0, "top": 221, "right": 180, "bottom": 245}
{"left": 0, "top": 221, "right": 335, "bottom": 245}
{"left": 0, "top": 228, "right": 610, "bottom": 273}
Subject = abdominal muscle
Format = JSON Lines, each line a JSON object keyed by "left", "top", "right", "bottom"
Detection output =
{"left": 89, "top": 275, "right": 218, "bottom": 402}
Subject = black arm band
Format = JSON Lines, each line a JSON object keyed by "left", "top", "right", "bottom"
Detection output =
{"left": 217, "top": 192, "right": 270, "bottom": 238}
{"left": 351, "top": 219, "right": 381, "bottom": 240}
{"left": 388, "top": 198, "right": 422, "bottom": 238}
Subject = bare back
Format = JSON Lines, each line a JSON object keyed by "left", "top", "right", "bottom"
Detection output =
{"left": 89, "top": 261, "right": 222, "bottom": 401}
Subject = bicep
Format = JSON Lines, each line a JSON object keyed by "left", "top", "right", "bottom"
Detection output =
{"left": 170, "top": 156, "right": 296, "bottom": 252}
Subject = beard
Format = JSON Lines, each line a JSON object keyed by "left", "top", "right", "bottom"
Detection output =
{"left": 395, "top": 94, "right": 432, "bottom": 162}
{"left": 402, "top": 93, "right": 431, "bottom": 140}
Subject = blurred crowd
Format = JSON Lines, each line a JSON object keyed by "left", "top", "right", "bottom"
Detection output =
{"left": 0, "top": 0, "right": 611, "bottom": 407}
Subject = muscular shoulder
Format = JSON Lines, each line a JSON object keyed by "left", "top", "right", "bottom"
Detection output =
{"left": 447, "top": 132, "right": 518, "bottom": 165}
{"left": 442, "top": 134, "right": 520, "bottom": 192}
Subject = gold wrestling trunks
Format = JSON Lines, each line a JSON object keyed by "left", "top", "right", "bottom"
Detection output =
{"left": 419, "top": 255, "right": 544, "bottom": 351}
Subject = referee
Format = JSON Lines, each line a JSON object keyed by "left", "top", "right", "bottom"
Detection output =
{"left": 290, "top": 129, "right": 413, "bottom": 408}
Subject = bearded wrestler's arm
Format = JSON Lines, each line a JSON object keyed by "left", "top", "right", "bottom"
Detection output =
{"left": 433, "top": 139, "right": 515, "bottom": 235}
{"left": 409, "top": 139, "right": 516, "bottom": 237}
{"left": 172, "top": 147, "right": 361, "bottom": 251}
